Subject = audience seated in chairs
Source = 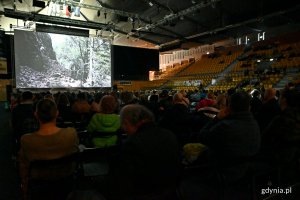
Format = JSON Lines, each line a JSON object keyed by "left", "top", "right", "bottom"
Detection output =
{"left": 108, "top": 104, "right": 179, "bottom": 200}
{"left": 180, "top": 91, "right": 260, "bottom": 200}
{"left": 18, "top": 99, "right": 79, "bottom": 200}
{"left": 198, "top": 90, "right": 260, "bottom": 181}
{"left": 86, "top": 95, "right": 120, "bottom": 148}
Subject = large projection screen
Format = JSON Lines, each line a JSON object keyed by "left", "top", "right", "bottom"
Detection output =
{"left": 14, "top": 29, "right": 111, "bottom": 88}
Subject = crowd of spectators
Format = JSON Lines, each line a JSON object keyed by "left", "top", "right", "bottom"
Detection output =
{"left": 9, "top": 83, "right": 300, "bottom": 199}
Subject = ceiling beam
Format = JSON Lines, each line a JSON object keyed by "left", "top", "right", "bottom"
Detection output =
{"left": 37, "top": 0, "right": 137, "bottom": 18}
{"left": 137, "top": 17, "right": 185, "bottom": 39}
{"left": 138, "top": 0, "right": 221, "bottom": 31}
{"left": 114, "top": 29, "right": 160, "bottom": 45}
{"left": 4, "top": 8, "right": 111, "bottom": 30}
{"left": 134, "top": 30, "right": 178, "bottom": 39}
{"left": 147, "top": 0, "right": 212, "bottom": 29}
{"left": 185, "top": 4, "right": 300, "bottom": 41}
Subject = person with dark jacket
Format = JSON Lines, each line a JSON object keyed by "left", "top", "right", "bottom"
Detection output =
{"left": 179, "top": 91, "right": 260, "bottom": 200}
{"left": 256, "top": 88, "right": 281, "bottom": 131}
{"left": 198, "top": 91, "right": 260, "bottom": 182}
{"left": 250, "top": 89, "right": 262, "bottom": 116}
{"left": 260, "top": 87, "right": 300, "bottom": 164}
{"left": 108, "top": 104, "right": 179, "bottom": 200}
{"left": 159, "top": 92, "right": 198, "bottom": 147}
{"left": 11, "top": 91, "right": 38, "bottom": 155}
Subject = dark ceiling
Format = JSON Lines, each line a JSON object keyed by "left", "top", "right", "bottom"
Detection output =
{"left": 109, "top": 0, "right": 300, "bottom": 49}
{"left": 2, "top": 0, "right": 300, "bottom": 51}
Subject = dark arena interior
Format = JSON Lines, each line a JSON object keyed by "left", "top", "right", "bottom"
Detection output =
{"left": 1, "top": 0, "right": 300, "bottom": 199}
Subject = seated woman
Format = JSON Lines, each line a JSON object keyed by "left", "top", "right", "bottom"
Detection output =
{"left": 71, "top": 92, "right": 92, "bottom": 128}
{"left": 56, "top": 92, "right": 72, "bottom": 123}
{"left": 87, "top": 95, "right": 120, "bottom": 148}
{"left": 18, "top": 99, "right": 79, "bottom": 200}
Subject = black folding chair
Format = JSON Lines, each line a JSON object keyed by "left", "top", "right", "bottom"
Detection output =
{"left": 27, "top": 153, "right": 80, "bottom": 200}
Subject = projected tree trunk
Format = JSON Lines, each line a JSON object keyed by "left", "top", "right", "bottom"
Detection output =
{"left": 14, "top": 30, "right": 111, "bottom": 88}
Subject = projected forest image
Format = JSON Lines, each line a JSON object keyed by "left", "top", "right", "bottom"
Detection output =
{"left": 15, "top": 30, "right": 111, "bottom": 88}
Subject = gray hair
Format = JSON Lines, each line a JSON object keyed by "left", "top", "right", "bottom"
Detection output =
{"left": 120, "top": 104, "right": 154, "bottom": 126}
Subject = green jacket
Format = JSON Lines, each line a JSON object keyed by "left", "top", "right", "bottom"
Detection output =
{"left": 87, "top": 113, "right": 120, "bottom": 147}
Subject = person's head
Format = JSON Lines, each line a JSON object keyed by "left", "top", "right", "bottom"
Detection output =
{"left": 35, "top": 99, "right": 58, "bottom": 123}
{"left": 207, "top": 93, "right": 215, "bottom": 100}
{"left": 120, "top": 104, "right": 154, "bottom": 135}
{"left": 21, "top": 91, "right": 33, "bottom": 102}
{"left": 215, "top": 94, "right": 227, "bottom": 109}
{"left": 44, "top": 93, "right": 54, "bottom": 101}
{"left": 57, "top": 93, "right": 70, "bottom": 106}
{"left": 120, "top": 91, "right": 134, "bottom": 105}
{"left": 100, "top": 95, "right": 118, "bottom": 114}
{"left": 94, "top": 93, "right": 103, "bottom": 104}
{"left": 228, "top": 91, "right": 251, "bottom": 113}
{"left": 179, "top": 90, "right": 187, "bottom": 97}
{"left": 279, "top": 88, "right": 300, "bottom": 110}
{"left": 159, "top": 90, "right": 169, "bottom": 99}
{"left": 173, "top": 92, "right": 188, "bottom": 107}
{"left": 77, "top": 92, "right": 87, "bottom": 101}
{"left": 263, "top": 88, "right": 276, "bottom": 102}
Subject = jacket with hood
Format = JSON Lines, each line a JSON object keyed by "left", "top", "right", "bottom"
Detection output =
{"left": 87, "top": 113, "right": 120, "bottom": 147}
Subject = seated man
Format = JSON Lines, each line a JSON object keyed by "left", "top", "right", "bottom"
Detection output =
{"left": 180, "top": 91, "right": 261, "bottom": 200}
{"left": 261, "top": 87, "right": 300, "bottom": 164}
{"left": 108, "top": 104, "right": 179, "bottom": 200}
{"left": 198, "top": 91, "right": 260, "bottom": 182}
{"left": 19, "top": 99, "right": 79, "bottom": 200}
